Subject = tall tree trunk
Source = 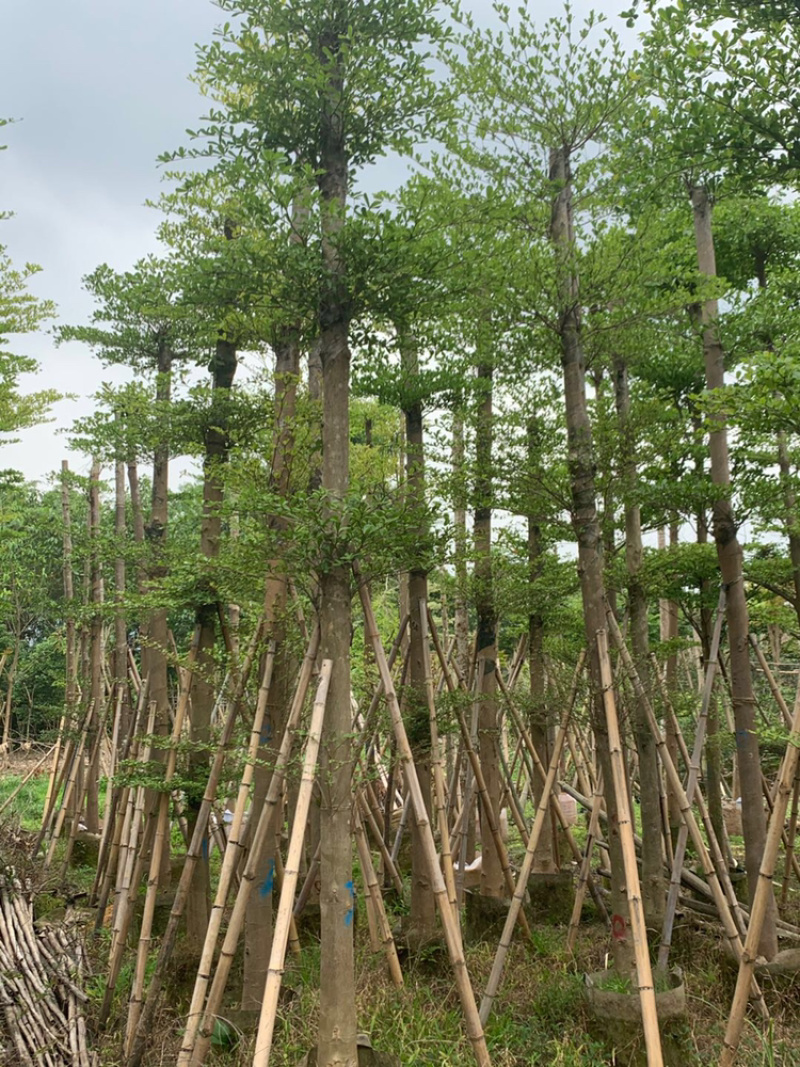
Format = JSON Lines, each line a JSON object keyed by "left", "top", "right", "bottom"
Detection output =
{"left": 690, "top": 184, "right": 777, "bottom": 959}
{"left": 114, "top": 438, "right": 130, "bottom": 743}
{"left": 474, "top": 360, "right": 503, "bottom": 900}
{"left": 550, "top": 144, "right": 633, "bottom": 972}
{"left": 84, "top": 460, "right": 104, "bottom": 835}
{"left": 316, "top": 11, "right": 357, "bottom": 1063}
{"left": 243, "top": 250, "right": 302, "bottom": 1009}
{"left": 186, "top": 317, "right": 238, "bottom": 952}
{"left": 452, "top": 408, "right": 470, "bottom": 683}
{"left": 527, "top": 418, "right": 556, "bottom": 874}
{"left": 613, "top": 356, "right": 664, "bottom": 930}
{"left": 401, "top": 332, "right": 437, "bottom": 946}
{"left": 143, "top": 344, "right": 173, "bottom": 882}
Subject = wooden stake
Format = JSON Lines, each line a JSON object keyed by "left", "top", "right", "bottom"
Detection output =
{"left": 250, "top": 661, "right": 331, "bottom": 1067}
{"left": 658, "top": 586, "right": 726, "bottom": 970}
{"left": 720, "top": 673, "right": 800, "bottom": 1067}
{"left": 357, "top": 566, "right": 492, "bottom": 1067}
{"left": 478, "top": 685, "right": 572, "bottom": 1026}
{"left": 185, "top": 631, "right": 317, "bottom": 1067}
{"left": 596, "top": 629, "right": 664, "bottom": 1067}
{"left": 353, "top": 805, "right": 404, "bottom": 987}
{"left": 124, "top": 622, "right": 265, "bottom": 1067}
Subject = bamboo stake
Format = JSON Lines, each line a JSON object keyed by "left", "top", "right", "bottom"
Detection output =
{"left": 177, "top": 633, "right": 283, "bottom": 1063}
{"left": 42, "top": 699, "right": 95, "bottom": 870}
{"left": 124, "top": 630, "right": 200, "bottom": 1054}
{"left": 478, "top": 685, "right": 572, "bottom": 1027}
{"left": 781, "top": 766, "right": 800, "bottom": 907}
{"left": 719, "top": 675, "right": 800, "bottom": 1067}
{"left": 185, "top": 631, "right": 318, "bottom": 1067}
{"left": 353, "top": 805, "right": 404, "bottom": 987}
{"left": 91, "top": 676, "right": 150, "bottom": 909}
{"left": 606, "top": 607, "right": 769, "bottom": 1019}
{"left": 250, "top": 660, "right": 331, "bottom": 1067}
{"left": 596, "top": 630, "right": 664, "bottom": 1067}
{"left": 357, "top": 789, "right": 403, "bottom": 895}
{"left": 358, "top": 568, "right": 492, "bottom": 1067}
{"left": 658, "top": 586, "right": 726, "bottom": 970}
{"left": 420, "top": 600, "right": 459, "bottom": 919}
{"left": 566, "top": 771, "right": 605, "bottom": 953}
{"left": 124, "top": 622, "right": 266, "bottom": 1067}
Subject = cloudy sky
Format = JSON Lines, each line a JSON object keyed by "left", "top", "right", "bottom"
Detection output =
{"left": 0, "top": 0, "right": 635, "bottom": 486}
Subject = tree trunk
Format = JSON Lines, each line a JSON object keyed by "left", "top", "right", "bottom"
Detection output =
{"left": 527, "top": 419, "right": 556, "bottom": 874}
{"left": 84, "top": 460, "right": 104, "bottom": 835}
{"left": 401, "top": 332, "right": 437, "bottom": 945}
{"left": 316, "top": 11, "right": 357, "bottom": 1063}
{"left": 114, "top": 439, "right": 131, "bottom": 744}
{"left": 143, "top": 344, "right": 173, "bottom": 883}
{"left": 187, "top": 323, "right": 238, "bottom": 952}
{"left": 243, "top": 276, "right": 301, "bottom": 1009}
{"left": 550, "top": 144, "right": 633, "bottom": 973}
{"left": 613, "top": 356, "right": 664, "bottom": 930}
{"left": 474, "top": 360, "right": 503, "bottom": 900}
{"left": 452, "top": 409, "right": 470, "bottom": 684}
{"left": 690, "top": 183, "right": 777, "bottom": 960}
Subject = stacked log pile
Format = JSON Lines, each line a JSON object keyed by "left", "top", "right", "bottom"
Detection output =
{"left": 0, "top": 873, "right": 95, "bottom": 1067}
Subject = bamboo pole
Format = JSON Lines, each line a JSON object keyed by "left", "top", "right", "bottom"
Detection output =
{"left": 478, "top": 686, "right": 572, "bottom": 1027}
{"left": 250, "top": 660, "right": 331, "bottom": 1067}
{"left": 124, "top": 622, "right": 265, "bottom": 1067}
{"left": 606, "top": 607, "right": 769, "bottom": 1019}
{"left": 353, "top": 805, "right": 404, "bottom": 987}
{"left": 596, "top": 629, "right": 664, "bottom": 1067}
{"left": 185, "top": 631, "right": 318, "bottom": 1067}
{"left": 566, "top": 770, "right": 605, "bottom": 953}
{"left": 419, "top": 600, "right": 459, "bottom": 920}
{"left": 781, "top": 766, "right": 800, "bottom": 907}
{"left": 357, "top": 567, "right": 492, "bottom": 1067}
{"left": 175, "top": 635, "right": 284, "bottom": 1064}
{"left": 91, "top": 676, "right": 150, "bottom": 908}
{"left": 719, "top": 674, "right": 800, "bottom": 1067}
{"left": 124, "top": 629, "right": 200, "bottom": 1055}
{"left": 658, "top": 586, "right": 726, "bottom": 970}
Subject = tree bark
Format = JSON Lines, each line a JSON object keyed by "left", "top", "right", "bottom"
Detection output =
{"left": 690, "top": 183, "right": 777, "bottom": 959}
{"left": 187, "top": 322, "right": 238, "bottom": 952}
{"left": 316, "top": 10, "right": 358, "bottom": 1063}
{"left": 474, "top": 360, "right": 503, "bottom": 900}
{"left": 614, "top": 356, "right": 664, "bottom": 929}
{"left": 401, "top": 332, "right": 437, "bottom": 945}
{"left": 550, "top": 144, "right": 633, "bottom": 972}
{"left": 527, "top": 418, "right": 556, "bottom": 874}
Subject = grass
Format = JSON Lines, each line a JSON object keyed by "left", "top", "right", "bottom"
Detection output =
{"left": 4, "top": 760, "right": 800, "bottom": 1067}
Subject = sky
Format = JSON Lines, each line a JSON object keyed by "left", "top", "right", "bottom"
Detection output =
{"left": 0, "top": 0, "right": 636, "bottom": 487}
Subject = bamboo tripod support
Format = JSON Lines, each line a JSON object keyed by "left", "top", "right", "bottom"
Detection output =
{"left": 478, "top": 686, "right": 573, "bottom": 1026}
{"left": 251, "top": 660, "right": 331, "bottom": 1067}
{"left": 175, "top": 636, "right": 285, "bottom": 1067}
{"left": 124, "top": 630, "right": 201, "bottom": 1055}
{"left": 353, "top": 805, "right": 404, "bottom": 987}
{"left": 185, "top": 632, "right": 319, "bottom": 1067}
{"left": 719, "top": 677, "right": 800, "bottom": 1067}
{"left": 491, "top": 658, "right": 609, "bottom": 924}
{"left": 125, "top": 625, "right": 266, "bottom": 1067}
{"left": 605, "top": 607, "right": 769, "bottom": 1019}
{"left": 565, "top": 770, "right": 605, "bottom": 954}
{"left": 596, "top": 629, "right": 664, "bottom": 1067}
{"left": 658, "top": 586, "right": 726, "bottom": 970}
{"left": 357, "top": 568, "right": 493, "bottom": 1067}
{"left": 425, "top": 612, "right": 531, "bottom": 938}
{"left": 420, "top": 600, "right": 459, "bottom": 921}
